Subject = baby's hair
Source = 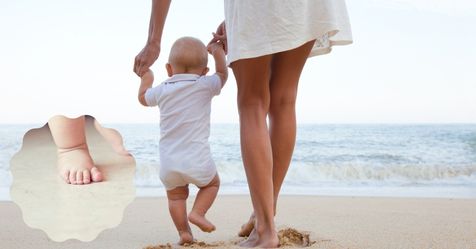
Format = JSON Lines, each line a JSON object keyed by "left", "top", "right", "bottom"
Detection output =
{"left": 168, "top": 37, "right": 208, "bottom": 71}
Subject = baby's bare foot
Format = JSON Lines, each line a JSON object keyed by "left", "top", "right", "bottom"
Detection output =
{"left": 178, "top": 231, "right": 194, "bottom": 245}
{"left": 57, "top": 145, "right": 103, "bottom": 184}
{"left": 188, "top": 211, "right": 216, "bottom": 233}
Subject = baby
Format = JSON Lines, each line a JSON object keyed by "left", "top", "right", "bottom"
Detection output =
{"left": 138, "top": 37, "right": 227, "bottom": 245}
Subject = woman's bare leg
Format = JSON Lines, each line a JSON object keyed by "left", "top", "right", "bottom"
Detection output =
{"left": 49, "top": 115, "right": 103, "bottom": 184}
{"left": 237, "top": 40, "right": 315, "bottom": 240}
{"left": 269, "top": 40, "right": 315, "bottom": 212}
{"left": 232, "top": 55, "right": 279, "bottom": 248}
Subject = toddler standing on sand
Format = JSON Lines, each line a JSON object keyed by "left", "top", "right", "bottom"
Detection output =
{"left": 137, "top": 36, "right": 227, "bottom": 245}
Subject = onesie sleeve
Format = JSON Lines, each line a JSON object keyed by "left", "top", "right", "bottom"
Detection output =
{"left": 144, "top": 85, "right": 162, "bottom": 107}
{"left": 201, "top": 74, "right": 222, "bottom": 96}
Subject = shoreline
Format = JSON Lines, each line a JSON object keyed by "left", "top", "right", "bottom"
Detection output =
{"left": 3, "top": 185, "right": 476, "bottom": 201}
{"left": 1, "top": 196, "right": 475, "bottom": 249}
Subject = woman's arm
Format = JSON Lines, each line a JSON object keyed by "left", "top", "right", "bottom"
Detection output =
{"left": 134, "top": 0, "right": 171, "bottom": 77}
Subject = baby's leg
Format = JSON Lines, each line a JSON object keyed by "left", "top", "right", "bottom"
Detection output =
{"left": 167, "top": 185, "right": 194, "bottom": 245}
{"left": 49, "top": 115, "right": 103, "bottom": 184}
{"left": 188, "top": 174, "right": 220, "bottom": 232}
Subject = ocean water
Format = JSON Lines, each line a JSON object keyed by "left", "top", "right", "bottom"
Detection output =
{"left": 1, "top": 124, "right": 476, "bottom": 199}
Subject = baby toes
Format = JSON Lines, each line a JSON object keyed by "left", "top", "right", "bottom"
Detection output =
{"left": 62, "top": 170, "right": 71, "bottom": 184}
{"left": 75, "top": 171, "right": 83, "bottom": 185}
{"left": 82, "top": 170, "right": 91, "bottom": 184}
{"left": 69, "top": 170, "right": 77, "bottom": 184}
{"left": 91, "top": 167, "right": 103, "bottom": 182}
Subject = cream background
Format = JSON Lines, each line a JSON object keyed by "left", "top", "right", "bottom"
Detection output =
{"left": 10, "top": 119, "right": 135, "bottom": 242}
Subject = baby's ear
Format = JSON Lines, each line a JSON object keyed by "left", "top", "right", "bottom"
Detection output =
{"left": 166, "top": 63, "right": 173, "bottom": 77}
{"left": 202, "top": 67, "right": 209, "bottom": 76}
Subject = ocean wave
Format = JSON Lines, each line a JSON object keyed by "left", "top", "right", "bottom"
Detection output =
{"left": 285, "top": 163, "right": 476, "bottom": 186}
{"left": 2, "top": 124, "right": 476, "bottom": 191}
{"left": 131, "top": 162, "right": 476, "bottom": 188}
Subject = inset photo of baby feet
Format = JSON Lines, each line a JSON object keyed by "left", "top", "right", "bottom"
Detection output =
{"left": 10, "top": 115, "right": 135, "bottom": 242}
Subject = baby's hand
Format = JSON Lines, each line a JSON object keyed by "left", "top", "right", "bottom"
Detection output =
{"left": 207, "top": 41, "right": 225, "bottom": 55}
{"left": 141, "top": 69, "right": 154, "bottom": 84}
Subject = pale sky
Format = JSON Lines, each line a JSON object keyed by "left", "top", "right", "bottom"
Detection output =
{"left": 0, "top": 0, "right": 475, "bottom": 124}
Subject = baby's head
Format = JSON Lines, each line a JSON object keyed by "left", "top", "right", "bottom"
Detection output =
{"left": 166, "top": 37, "right": 209, "bottom": 76}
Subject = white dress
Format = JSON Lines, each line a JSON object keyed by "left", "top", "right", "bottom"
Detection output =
{"left": 224, "top": 0, "right": 353, "bottom": 65}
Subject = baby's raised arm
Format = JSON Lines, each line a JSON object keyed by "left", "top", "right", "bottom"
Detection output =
{"left": 207, "top": 42, "right": 228, "bottom": 87}
{"left": 138, "top": 70, "right": 154, "bottom": 106}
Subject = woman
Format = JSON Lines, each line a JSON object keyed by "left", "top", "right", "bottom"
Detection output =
{"left": 134, "top": 1, "right": 352, "bottom": 247}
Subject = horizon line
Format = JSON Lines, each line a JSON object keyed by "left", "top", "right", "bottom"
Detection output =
{"left": 1, "top": 122, "right": 475, "bottom": 126}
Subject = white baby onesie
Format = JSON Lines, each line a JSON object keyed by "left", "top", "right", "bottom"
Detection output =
{"left": 144, "top": 73, "right": 222, "bottom": 190}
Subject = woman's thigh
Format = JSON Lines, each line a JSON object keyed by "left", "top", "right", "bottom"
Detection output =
{"left": 231, "top": 55, "right": 273, "bottom": 111}
{"left": 231, "top": 41, "right": 315, "bottom": 108}
{"left": 269, "top": 40, "right": 315, "bottom": 106}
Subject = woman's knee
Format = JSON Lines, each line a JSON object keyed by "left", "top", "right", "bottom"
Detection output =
{"left": 269, "top": 89, "right": 297, "bottom": 116}
{"left": 237, "top": 93, "right": 270, "bottom": 115}
{"left": 232, "top": 56, "right": 272, "bottom": 115}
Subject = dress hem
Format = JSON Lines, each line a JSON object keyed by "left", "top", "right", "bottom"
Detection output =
{"left": 227, "top": 27, "right": 353, "bottom": 66}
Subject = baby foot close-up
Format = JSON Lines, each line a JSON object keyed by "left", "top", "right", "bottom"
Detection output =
{"left": 57, "top": 145, "right": 103, "bottom": 184}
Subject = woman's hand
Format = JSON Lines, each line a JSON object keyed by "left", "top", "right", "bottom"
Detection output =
{"left": 208, "top": 21, "right": 227, "bottom": 54}
{"left": 133, "top": 0, "right": 171, "bottom": 77}
{"left": 134, "top": 42, "right": 160, "bottom": 77}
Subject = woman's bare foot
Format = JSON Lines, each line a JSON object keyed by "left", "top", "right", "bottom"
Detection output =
{"left": 238, "top": 227, "right": 259, "bottom": 247}
{"left": 238, "top": 213, "right": 255, "bottom": 237}
{"left": 188, "top": 211, "right": 216, "bottom": 232}
{"left": 239, "top": 228, "right": 279, "bottom": 248}
{"left": 57, "top": 144, "right": 103, "bottom": 184}
{"left": 178, "top": 230, "right": 194, "bottom": 245}
{"left": 254, "top": 230, "right": 279, "bottom": 248}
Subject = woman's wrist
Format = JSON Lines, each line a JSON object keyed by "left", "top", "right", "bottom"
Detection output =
{"left": 147, "top": 39, "right": 161, "bottom": 48}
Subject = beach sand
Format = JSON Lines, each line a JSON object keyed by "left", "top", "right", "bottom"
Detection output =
{"left": 1, "top": 196, "right": 475, "bottom": 249}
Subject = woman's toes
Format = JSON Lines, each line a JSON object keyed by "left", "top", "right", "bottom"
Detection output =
{"left": 83, "top": 170, "right": 91, "bottom": 184}
{"left": 91, "top": 167, "right": 103, "bottom": 182}
{"left": 76, "top": 171, "right": 83, "bottom": 185}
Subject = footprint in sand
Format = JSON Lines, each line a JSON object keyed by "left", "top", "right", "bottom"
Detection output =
{"left": 144, "top": 228, "right": 317, "bottom": 248}
{"left": 278, "top": 227, "right": 316, "bottom": 247}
